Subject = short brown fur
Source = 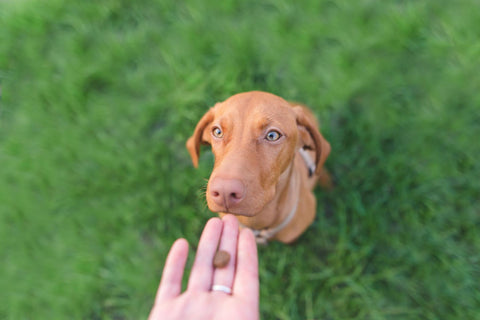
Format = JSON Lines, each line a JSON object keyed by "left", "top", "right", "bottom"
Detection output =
{"left": 186, "top": 91, "right": 331, "bottom": 243}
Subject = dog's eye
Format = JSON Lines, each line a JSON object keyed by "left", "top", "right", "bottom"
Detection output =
{"left": 212, "top": 127, "right": 223, "bottom": 138}
{"left": 265, "top": 130, "right": 281, "bottom": 141}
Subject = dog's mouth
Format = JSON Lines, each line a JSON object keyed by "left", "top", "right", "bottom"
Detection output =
{"left": 208, "top": 202, "right": 261, "bottom": 218}
{"left": 220, "top": 210, "right": 257, "bottom": 217}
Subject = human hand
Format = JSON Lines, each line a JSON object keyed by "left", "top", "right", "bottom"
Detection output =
{"left": 148, "top": 214, "right": 259, "bottom": 320}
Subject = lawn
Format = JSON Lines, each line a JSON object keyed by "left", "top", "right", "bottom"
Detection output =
{"left": 1, "top": 0, "right": 479, "bottom": 319}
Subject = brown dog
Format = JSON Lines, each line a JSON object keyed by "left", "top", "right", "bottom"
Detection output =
{"left": 186, "top": 91, "right": 331, "bottom": 243}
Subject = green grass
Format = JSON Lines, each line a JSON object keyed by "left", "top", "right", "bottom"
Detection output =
{"left": 1, "top": 0, "right": 479, "bottom": 319}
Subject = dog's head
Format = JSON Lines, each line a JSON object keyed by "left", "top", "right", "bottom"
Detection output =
{"left": 186, "top": 91, "right": 330, "bottom": 216}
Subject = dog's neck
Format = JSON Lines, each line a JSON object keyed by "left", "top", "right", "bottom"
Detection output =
{"left": 235, "top": 154, "right": 302, "bottom": 242}
{"left": 248, "top": 170, "right": 300, "bottom": 244}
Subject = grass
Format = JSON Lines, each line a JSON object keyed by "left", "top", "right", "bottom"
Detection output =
{"left": 1, "top": 0, "right": 479, "bottom": 319}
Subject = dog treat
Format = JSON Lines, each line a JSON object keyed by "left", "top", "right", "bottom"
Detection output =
{"left": 213, "top": 250, "right": 230, "bottom": 268}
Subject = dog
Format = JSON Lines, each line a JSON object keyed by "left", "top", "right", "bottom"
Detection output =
{"left": 186, "top": 91, "right": 331, "bottom": 243}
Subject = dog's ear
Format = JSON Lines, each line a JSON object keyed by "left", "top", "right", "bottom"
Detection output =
{"left": 186, "top": 108, "right": 215, "bottom": 168}
{"left": 294, "top": 106, "right": 331, "bottom": 173}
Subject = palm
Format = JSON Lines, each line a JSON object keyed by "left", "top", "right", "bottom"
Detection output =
{"left": 152, "top": 292, "right": 257, "bottom": 320}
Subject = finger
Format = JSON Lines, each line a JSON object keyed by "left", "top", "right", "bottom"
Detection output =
{"left": 154, "top": 238, "right": 189, "bottom": 302}
{"left": 187, "top": 217, "right": 223, "bottom": 291}
{"left": 212, "top": 214, "right": 239, "bottom": 293}
{"left": 233, "top": 227, "right": 259, "bottom": 306}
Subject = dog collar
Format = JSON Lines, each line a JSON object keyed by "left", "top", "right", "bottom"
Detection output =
{"left": 298, "top": 148, "right": 316, "bottom": 177}
{"left": 249, "top": 195, "right": 299, "bottom": 244}
{"left": 241, "top": 168, "right": 301, "bottom": 244}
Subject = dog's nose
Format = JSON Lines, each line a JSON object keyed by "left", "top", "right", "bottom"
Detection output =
{"left": 209, "top": 177, "right": 246, "bottom": 209}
